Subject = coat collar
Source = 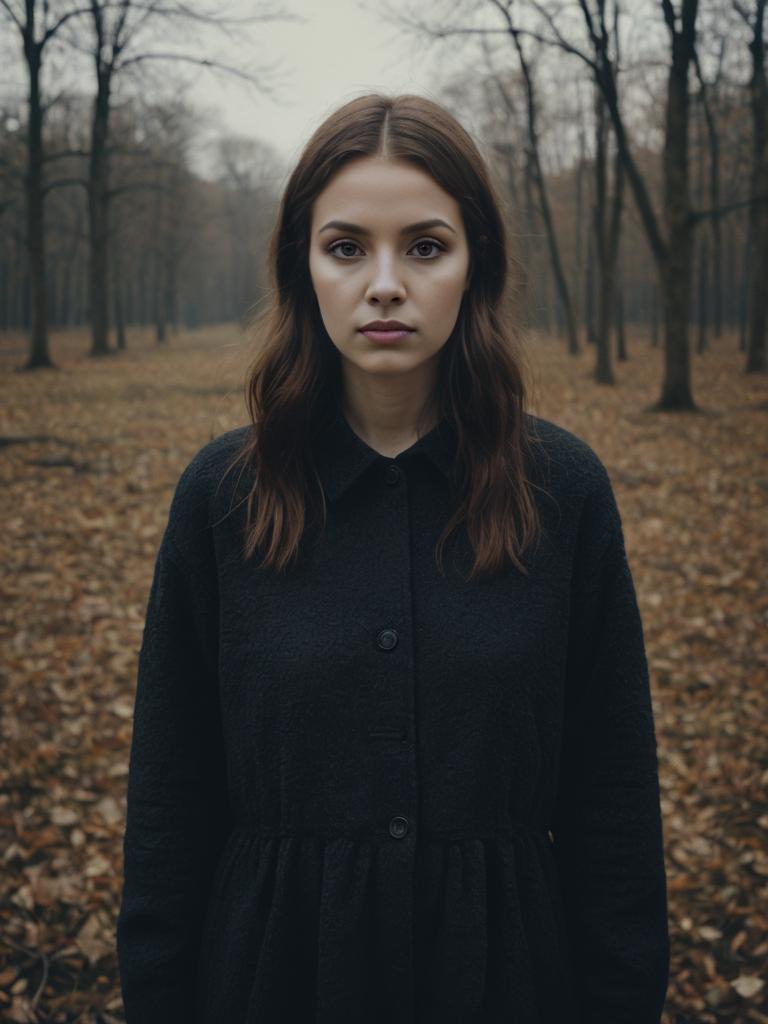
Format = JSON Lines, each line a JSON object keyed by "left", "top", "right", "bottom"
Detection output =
{"left": 312, "top": 402, "right": 458, "bottom": 504}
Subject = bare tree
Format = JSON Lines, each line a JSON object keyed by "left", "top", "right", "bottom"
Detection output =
{"left": 529, "top": 0, "right": 701, "bottom": 409}
{"left": 69, "top": 0, "right": 296, "bottom": 357}
{"left": 499, "top": 22, "right": 580, "bottom": 352}
{"left": 0, "top": 0, "right": 89, "bottom": 369}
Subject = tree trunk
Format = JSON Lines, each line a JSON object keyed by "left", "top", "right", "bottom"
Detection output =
{"left": 539, "top": 261, "right": 551, "bottom": 334}
{"left": 21, "top": 35, "right": 53, "bottom": 370}
{"left": 152, "top": 176, "right": 167, "bottom": 343}
{"left": 138, "top": 260, "right": 147, "bottom": 326}
{"left": 697, "top": 234, "right": 709, "bottom": 354}
{"left": 585, "top": 228, "right": 596, "bottom": 344}
{"left": 593, "top": 87, "right": 625, "bottom": 384}
{"left": 746, "top": 0, "right": 767, "bottom": 373}
{"left": 593, "top": 87, "right": 614, "bottom": 382}
{"left": 656, "top": 3, "right": 697, "bottom": 408}
{"left": 615, "top": 281, "right": 626, "bottom": 361}
{"left": 740, "top": 230, "right": 750, "bottom": 352}
{"left": 523, "top": 150, "right": 542, "bottom": 330}
{"left": 711, "top": 173, "right": 723, "bottom": 341}
{"left": 112, "top": 218, "right": 126, "bottom": 350}
{"left": 165, "top": 231, "right": 179, "bottom": 334}
{"left": 574, "top": 124, "right": 587, "bottom": 339}
{"left": 89, "top": 65, "right": 112, "bottom": 357}
{"left": 510, "top": 28, "right": 579, "bottom": 353}
{"left": 651, "top": 284, "right": 659, "bottom": 347}
{"left": 155, "top": 263, "right": 167, "bottom": 344}
{"left": 695, "top": 49, "right": 723, "bottom": 338}
{"left": 725, "top": 219, "right": 737, "bottom": 328}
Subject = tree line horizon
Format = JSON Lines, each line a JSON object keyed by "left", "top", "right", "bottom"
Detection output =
{"left": 0, "top": 0, "right": 765, "bottom": 415}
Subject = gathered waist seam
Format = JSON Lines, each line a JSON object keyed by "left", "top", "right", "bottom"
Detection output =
{"left": 230, "top": 822, "right": 554, "bottom": 843}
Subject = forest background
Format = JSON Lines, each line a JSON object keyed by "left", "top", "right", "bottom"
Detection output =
{"left": 1, "top": 0, "right": 767, "bottom": 1022}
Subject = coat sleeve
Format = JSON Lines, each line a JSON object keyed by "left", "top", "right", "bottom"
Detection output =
{"left": 552, "top": 462, "right": 670, "bottom": 1024}
{"left": 116, "top": 513, "right": 232, "bottom": 1022}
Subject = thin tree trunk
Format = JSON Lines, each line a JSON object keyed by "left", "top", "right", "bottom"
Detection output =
{"left": 585, "top": 227, "right": 596, "bottom": 344}
{"left": 88, "top": 65, "right": 112, "bottom": 357}
{"left": 594, "top": 86, "right": 625, "bottom": 383}
{"left": 725, "top": 219, "right": 737, "bottom": 328}
{"left": 151, "top": 167, "right": 167, "bottom": 343}
{"left": 574, "top": 122, "right": 587, "bottom": 340}
{"left": 694, "top": 46, "right": 723, "bottom": 339}
{"left": 21, "top": 27, "right": 52, "bottom": 369}
{"left": 112, "top": 217, "right": 126, "bottom": 350}
{"left": 697, "top": 235, "right": 709, "bottom": 354}
{"left": 746, "top": 0, "right": 767, "bottom": 373}
{"left": 155, "top": 260, "right": 167, "bottom": 344}
{"left": 540, "top": 260, "right": 551, "bottom": 334}
{"left": 60, "top": 250, "right": 71, "bottom": 327}
{"left": 507, "top": 27, "right": 579, "bottom": 353}
{"left": 593, "top": 86, "right": 614, "bottom": 382}
{"left": 695, "top": 94, "right": 709, "bottom": 354}
{"left": 615, "top": 279, "right": 626, "bottom": 360}
{"left": 739, "top": 232, "right": 750, "bottom": 353}
{"left": 523, "top": 149, "right": 543, "bottom": 330}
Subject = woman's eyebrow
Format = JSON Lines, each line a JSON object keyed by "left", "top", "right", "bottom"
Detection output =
{"left": 318, "top": 218, "right": 456, "bottom": 236}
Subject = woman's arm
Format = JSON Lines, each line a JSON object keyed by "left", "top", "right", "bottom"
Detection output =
{"left": 116, "top": 518, "right": 231, "bottom": 1023}
{"left": 553, "top": 464, "right": 670, "bottom": 1024}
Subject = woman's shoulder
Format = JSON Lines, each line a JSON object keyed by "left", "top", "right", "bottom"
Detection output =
{"left": 523, "top": 412, "right": 614, "bottom": 502}
{"left": 523, "top": 412, "right": 627, "bottom": 567}
{"left": 177, "top": 423, "right": 253, "bottom": 484}
{"left": 162, "top": 424, "right": 254, "bottom": 559}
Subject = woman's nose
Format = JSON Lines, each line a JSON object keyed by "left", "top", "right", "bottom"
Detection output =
{"left": 365, "top": 255, "right": 407, "bottom": 303}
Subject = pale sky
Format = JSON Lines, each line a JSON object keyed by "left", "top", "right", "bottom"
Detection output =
{"left": 185, "top": 0, "right": 481, "bottom": 178}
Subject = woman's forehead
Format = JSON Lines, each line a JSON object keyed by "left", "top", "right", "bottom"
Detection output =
{"left": 311, "top": 159, "right": 462, "bottom": 231}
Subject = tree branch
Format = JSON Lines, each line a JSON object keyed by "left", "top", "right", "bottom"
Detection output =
{"left": 525, "top": 0, "right": 600, "bottom": 72}
{"left": 115, "top": 50, "right": 256, "bottom": 84}
{"left": 42, "top": 5, "right": 92, "bottom": 46}
{"left": 0, "top": 0, "right": 24, "bottom": 34}
{"left": 691, "top": 193, "right": 768, "bottom": 223}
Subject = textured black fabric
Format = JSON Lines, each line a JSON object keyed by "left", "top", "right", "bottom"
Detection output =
{"left": 116, "top": 406, "right": 670, "bottom": 1023}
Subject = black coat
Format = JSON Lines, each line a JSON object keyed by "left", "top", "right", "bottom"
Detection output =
{"left": 116, "top": 405, "right": 670, "bottom": 1023}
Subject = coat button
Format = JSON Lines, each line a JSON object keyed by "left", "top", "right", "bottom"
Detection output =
{"left": 384, "top": 463, "right": 401, "bottom": 485}
{"left": 377, "top": 628, "right": 398, "bottom": 650}
{"left": 389, "top": 816, "right": 408, "bottom": 839}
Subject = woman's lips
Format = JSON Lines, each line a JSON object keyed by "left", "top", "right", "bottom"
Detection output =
{"left": 360, "top": 329, "right": 414, "bottom": 343}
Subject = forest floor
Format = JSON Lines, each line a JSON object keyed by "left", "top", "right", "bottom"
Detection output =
{"left": 0, "top": 323, "right": 767, "bottom": 1023}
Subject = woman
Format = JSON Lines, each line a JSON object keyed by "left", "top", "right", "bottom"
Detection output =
{"left": 116, "top": 93, "right": 670, "bottom": 1023}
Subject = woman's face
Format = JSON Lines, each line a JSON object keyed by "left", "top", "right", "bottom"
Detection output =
{"left": 308, "top": 155, "right": 470, "bottom": 384}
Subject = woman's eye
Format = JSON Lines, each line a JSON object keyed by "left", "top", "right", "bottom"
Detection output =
{"left": 411, "top": 239, "right": 444, "bottom": 258}
{"left": 328, "top": 240, "right": 362, "bottom": 259}
{"left": 327, "top": 238, "right": 445, "bottom": 260}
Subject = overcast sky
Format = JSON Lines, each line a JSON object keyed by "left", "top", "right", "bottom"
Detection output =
{"left": 186, "top": 0, "right": 479, "bottom": 177}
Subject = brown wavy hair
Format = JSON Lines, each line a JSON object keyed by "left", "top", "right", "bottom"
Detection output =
{"left": 222, "top": 92, "right": 544, "bottom": 581}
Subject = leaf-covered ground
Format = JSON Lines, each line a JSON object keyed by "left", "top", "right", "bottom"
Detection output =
{"left": 1, "top": 324, "right": 766, "bottom": 1023}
